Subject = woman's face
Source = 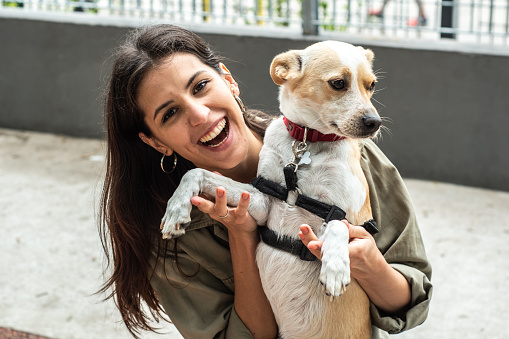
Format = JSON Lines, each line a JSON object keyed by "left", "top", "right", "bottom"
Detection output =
{"left": 137, "top": 53, "right": 260, "bottom": 176}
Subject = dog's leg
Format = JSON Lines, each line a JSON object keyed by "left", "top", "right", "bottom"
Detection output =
{"left": 319, "top": 219, "right": 351, "bottom": 297}
{"left": 161, "top": 168, "right": 269, "bottom": 238}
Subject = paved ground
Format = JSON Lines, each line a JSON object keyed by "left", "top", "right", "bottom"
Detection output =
{"left": 1, "top": 127, "right": 508, "bottom": 339}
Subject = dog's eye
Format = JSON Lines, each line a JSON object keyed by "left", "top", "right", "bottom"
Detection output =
{"left": 369, "top": 81, "right": 376, "bottom": 91}
{"left": 328, "top": 79, "right": 345, "bottom": 91}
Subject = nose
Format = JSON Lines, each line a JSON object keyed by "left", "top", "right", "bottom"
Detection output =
{"left": 187, "top": 102, "right": 210, "bottom": 126}
{"left": 362, "top": 114, "right": 382, "bottom": 133}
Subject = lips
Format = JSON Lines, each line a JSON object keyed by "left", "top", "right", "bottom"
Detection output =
{"left": 199, "top": 118, "right": 229, "bottom": 148}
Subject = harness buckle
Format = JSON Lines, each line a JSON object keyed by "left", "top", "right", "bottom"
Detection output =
{"left": 362, "top": 219, "right": 379, "bottom": 235}
{"left": 325, "top": 205, "right": 347, "bottom": 223}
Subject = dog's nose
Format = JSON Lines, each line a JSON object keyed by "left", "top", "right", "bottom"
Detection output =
{"left": 362, "top": 115, "right": 382, "bottom": 132}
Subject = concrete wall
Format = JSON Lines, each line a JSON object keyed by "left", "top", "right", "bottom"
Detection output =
{"left": 1, "top": 11, "right": 508, "bottom": 191}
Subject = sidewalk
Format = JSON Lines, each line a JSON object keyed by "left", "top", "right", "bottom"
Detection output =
{"left": 1, "top": 128, "right": 508, "bottom": 339}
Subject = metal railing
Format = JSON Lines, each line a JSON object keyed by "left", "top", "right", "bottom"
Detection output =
{"left": 2, "top": 0, "right": 509, "bottom": 45}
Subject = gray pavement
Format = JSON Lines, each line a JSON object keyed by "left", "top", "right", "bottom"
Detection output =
{"left": 1, "top": 128, "right": 508, "bottom": 339}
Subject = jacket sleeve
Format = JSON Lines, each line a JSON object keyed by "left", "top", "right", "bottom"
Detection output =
{"left": 149, "top": 222, "right": 255, "bottom": 339}
{"left": 360, "top": 140, "right": 433, "bottom": 334}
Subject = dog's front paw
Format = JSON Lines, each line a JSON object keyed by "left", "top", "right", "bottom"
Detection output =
{"left": 320, "top": 252, "right": 350, "bottom": 298}
{"left": 160, "top": 210, "right": 189, "bottom": 239}
{"left": 160, "top": 194, "right": 193, "bottom": 239}
{"left": 159, "top": 169, "right": 208, "bottom": 239}
{"left": 319, "top": 220, "right": 351, "bottom": 298}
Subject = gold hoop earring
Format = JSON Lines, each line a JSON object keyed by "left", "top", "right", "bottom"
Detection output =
{"left": 234, "top": 94, "right": 246, "bottom": 114}
{"left": 161, "top": 153, "right": 177, "bottom": 174}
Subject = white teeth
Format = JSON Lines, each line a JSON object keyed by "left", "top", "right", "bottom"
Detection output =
{"left": 200, "top": 118, "right": 226, "bottom": 143}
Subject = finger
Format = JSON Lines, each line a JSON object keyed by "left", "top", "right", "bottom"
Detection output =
{"left": 191, "top": 195, "right": 215, "bottom": 213}
{"left": 298, "top": 225, "right": 323, "bottom": 259}
{"left": 198, "top": 192, "right": 215, "bottom": 201}
{"left": 349, "top": 224, "right": 371, "bottom": 239}
{"left": 214, "top": 186, "right": 229, "bottom": 217}
{"left": 307, "top": 240, "right": 323, "bottom": 253}
{"left": 233, "top": 191, "right": 250, "bottom": 218}
{"left": 191, "top": 193, "right": 225, "bottom": 217}
{"left": 340, "top": 219, "right": 350, "bottom": 229}
{"left": 298, "top": 225, "right": 318, "bottom": 245}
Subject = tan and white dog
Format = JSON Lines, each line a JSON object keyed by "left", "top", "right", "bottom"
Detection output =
{"left": 161, "top": 41, "right": 381, "bottom": 338}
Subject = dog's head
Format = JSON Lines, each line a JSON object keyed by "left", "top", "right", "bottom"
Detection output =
{"left": 270, "top": 41, "right": 381, "bottom": 139}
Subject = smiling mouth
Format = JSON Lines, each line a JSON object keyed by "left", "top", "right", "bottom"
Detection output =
{"left": 199, "top": 118, "right": 229, "bottom": 148}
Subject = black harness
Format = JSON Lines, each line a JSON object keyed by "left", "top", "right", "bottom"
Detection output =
{"left": 252, "top": 165, "right": 379, "bottom": 261}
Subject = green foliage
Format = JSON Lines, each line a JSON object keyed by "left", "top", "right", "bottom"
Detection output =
{"left": 2, "top": 1, "right": 24, "bottom": 7}
{"left": 319, "top": 0, "right": 346, "bottom": 31}
{"left": 275, "top": 0, "right": 290, "bottom": 26}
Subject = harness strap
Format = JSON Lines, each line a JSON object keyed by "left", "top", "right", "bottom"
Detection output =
{"left": 252, "top": 176, "right": 352, "bottom": 224}
{"left": 251, "top": 176, "right": 287, "bottom": 201}
{"left": 295, "top": 194, "right": 347, "bottom": 223}
{"left": 258, "top": 226, "right": 317, "bottom": 261}
{"left": 252, "top": 176, "right": 379, "bottom": 261}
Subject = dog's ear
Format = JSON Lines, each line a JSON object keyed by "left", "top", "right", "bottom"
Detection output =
{"left": 357, "top": 46, "right": 375, "bottom": 64}
{"left": 270, "top": 50, "right": 302, "bottom": 86}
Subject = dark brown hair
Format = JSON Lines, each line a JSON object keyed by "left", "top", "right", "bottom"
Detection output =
{"left": 98, "top": 24, "right": 271, "bottom": 337}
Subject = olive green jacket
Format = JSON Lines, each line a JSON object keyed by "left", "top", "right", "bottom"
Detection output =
{"left": 149, "top": 140, "right": 433, "bottom": 338}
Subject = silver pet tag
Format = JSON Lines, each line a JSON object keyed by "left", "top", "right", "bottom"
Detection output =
{"left": 297, "top": 151, "right": 311, "bottom": 166}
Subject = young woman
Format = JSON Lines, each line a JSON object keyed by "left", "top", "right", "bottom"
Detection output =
{"left": 99, "top": 24, "right": 432, "bottom": 339}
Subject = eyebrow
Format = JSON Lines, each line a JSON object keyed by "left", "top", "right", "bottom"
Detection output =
{"left": 153, "top": 70, "right": 207, "bottom": 121}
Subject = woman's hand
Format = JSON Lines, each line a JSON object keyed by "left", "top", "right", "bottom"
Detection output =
{"left": 190, "top": 186, "right": 258, "bottom": 237}
{"left": 299, "top": 221, "right": 411, "bottom": 313}
{"left": 298, "top": 220, "right": 382, "bottom": 277}
{"left": 346, "top": 223, "right": 387, "bottom": 280}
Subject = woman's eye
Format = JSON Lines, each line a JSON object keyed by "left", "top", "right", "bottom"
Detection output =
{"left": 162, "top": 107, "right": 178, "bottom": 123}
{"left": 328, "top": 79, "right": 345, "bottom": 90}
{"left": 193, "top": 80, "right": 209, "bottom": 94}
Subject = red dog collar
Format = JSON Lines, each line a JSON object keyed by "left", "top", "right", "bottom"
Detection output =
{"left": 283, "top": 117, "right": 345, "bottom": 142}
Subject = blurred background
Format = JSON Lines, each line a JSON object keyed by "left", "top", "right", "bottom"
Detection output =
{"left": 1, "top": 1, "right": 508, "bottom": 338}
{"left": 1, "top": 0, "right": 508, "bottom": 190}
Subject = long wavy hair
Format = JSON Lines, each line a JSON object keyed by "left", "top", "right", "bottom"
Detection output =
{"left": 98, "top": 24, "right": 272, "bottom": 337}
